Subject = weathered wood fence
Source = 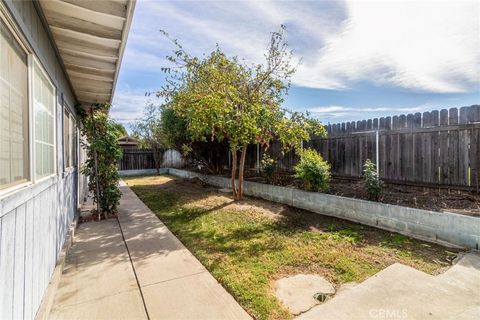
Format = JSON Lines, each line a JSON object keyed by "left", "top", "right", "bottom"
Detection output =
{"left": 117, "top": 148, "right": 184, "bottom": 170}
{"left": 251, "top": 105, "right": 480, "bottom": 190}
{"left": 117, "top": 149, "right": 156, "bottom": 170}
{"left": 119, "top": 105, "right": 479, "bottom": 191}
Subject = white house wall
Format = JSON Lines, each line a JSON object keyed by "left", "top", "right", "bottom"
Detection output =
{"left": 0, "top": 1, "right": 85, "bottom": 319}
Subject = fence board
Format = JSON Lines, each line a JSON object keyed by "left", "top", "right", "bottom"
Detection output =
{"left": 469, "top": 106, "right": 480, "bottom": 191}
{"left": 431, "top": 110, "right": 440, "bottom": 183}
{"left": 439, "top": 109, "right": 449, "bottom": 184}
{"left": 459, "top": 107, "right": 469, "bottom": 186}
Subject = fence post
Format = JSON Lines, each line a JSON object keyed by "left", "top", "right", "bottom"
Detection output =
{"left": 256, "top": 143, "right": 260, "bottom": 173}
{"left": 376, "top": 130, "right": 379, "bottom": 175}
{"left": 228, "top": 149, "right": 231, "bottom": 168}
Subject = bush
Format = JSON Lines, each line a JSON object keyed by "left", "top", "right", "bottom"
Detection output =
{"left": 294, "top": 148, "right": 331, "bottom": 192}
{"left": 363, "top": 159, "right": 383, "bottom": 201}
{"left": 261, "top": 153, "right": 276, "bottom": 181}
{"left": 77, "top": 103, "right": 123, "bottom": 216}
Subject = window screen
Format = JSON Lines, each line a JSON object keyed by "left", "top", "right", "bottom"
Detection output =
{"left": 33, "top": 62, "right": 55, "bottom": 179}
{"left": 0, "top": 20, "right": 29, "bottom": 190}
{"left": 64, "top": 108, "right": 77, "bottom": 169}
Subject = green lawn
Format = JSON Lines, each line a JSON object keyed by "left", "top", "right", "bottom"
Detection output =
{"left": 125, "top": 175, "right": 457, "bottom": 320}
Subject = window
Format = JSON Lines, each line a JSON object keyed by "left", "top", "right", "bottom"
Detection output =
{"left": 0, "top": 20, "right": 29, "bottom": 190}
{"left": 64, "top": 107, "right": 77, "bottom": 169}
{"left": 71, "top": 114, "right": 78, "bottom": 167}
{"left": 33, "top": 61, "right": 55, "bottom": 179}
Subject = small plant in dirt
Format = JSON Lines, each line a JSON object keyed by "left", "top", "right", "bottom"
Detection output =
{"left": 294, "top": 148, "right": 331, "bottom": 192}
{"left": 363, "top": 159, "right": 383, "bottom": 201}
{"left": 261, "top": 153, "right": 276, "bottom": 182}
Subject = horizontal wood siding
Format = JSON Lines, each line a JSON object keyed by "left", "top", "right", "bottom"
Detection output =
{"left": 1, "top": 1, "right": 81, "bottom": 319}
{"left": 0, "top": 174, "right": 77, "bottom": 320}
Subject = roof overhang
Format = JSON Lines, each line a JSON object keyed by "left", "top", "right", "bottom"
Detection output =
{"left": 37, "top": 0, "right": 136, "bottom": 107}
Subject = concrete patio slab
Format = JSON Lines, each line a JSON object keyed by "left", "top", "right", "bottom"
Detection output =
{"left": 49, "top": 289, "right": 146, "bottom": 320}
{"left": 142, "top": 271, "right": 249, "bottom": 320}
{"left": 57, "top": 244, "right": 138, "bottom": 304}
{"left": 297, "top": 253, "right": 480, "bottom": 320}
{"left": 47, "top": 219, "right": 147, "bottom": 320}
{"left": 69, "top": 220, "right": 124, "bottom": 253}
{"left": 129, "top": 247, "right": 207, "bottom": 287}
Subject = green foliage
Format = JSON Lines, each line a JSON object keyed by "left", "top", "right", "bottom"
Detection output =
{"left": 276, "top": 112, "right": 327, "bottom": 151}
{"left": 160, "top": 106, "right": 188, "bottom": 149}
{"left": 131, "top": 104, "right": 167, "bottom": 172}
{"left": 110, "top": 121, "right": 128, "bottom": 138}
{"left": 261, "top": 153, "right": 276, "bottom": 181}
{"left": 363, "top": 159, "right": 383, "bottom": 201}
{"left": 76, "top": 103, "right": 122, "bottom": 214}
{"left": 131, "top": 104, "right": 164, "bottom": 149}
{"left": 158, "top": 26, "right": 327, "bottom": 199}
{"left": 294, "top": 148, "right": 331, "bottom": 192}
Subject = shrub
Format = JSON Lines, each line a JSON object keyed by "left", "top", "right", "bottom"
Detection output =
{"left": 77, "top": 103, "right": 123, "bottom": 217}
{"left": 363, "top": 159, "right": 383, "bottom": 201}
{"left": 294, "top": 148, "right": 331, "bottom": 192}
{"left": 261, "top": 153, "right": 276, "bottom": 181}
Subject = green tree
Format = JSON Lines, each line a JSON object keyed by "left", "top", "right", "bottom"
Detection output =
{"left": 160, "top": 106, "right": 188, "bottom": 150}
{"left": 131, "top": 103, "right": 166, "bottom": 174}
{"left": 76, "top": 103, "right": 122, "bottom": 217}
{"left": 111, "top": 121, "right": 128, "bottom": 138}
{"left": 159, "top": 27, "right": 326, "bottom": 200}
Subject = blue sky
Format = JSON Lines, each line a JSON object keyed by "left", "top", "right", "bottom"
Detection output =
{"left": 111, "top": 0, "right": 480, "bottom": 129}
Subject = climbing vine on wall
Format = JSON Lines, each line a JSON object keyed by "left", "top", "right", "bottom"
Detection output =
{"left": 76, "top": 103, "right": 123, "bottom": 217}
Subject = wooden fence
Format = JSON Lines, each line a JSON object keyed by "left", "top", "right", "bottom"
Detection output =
{"left": 118, "top": 105, "right": 479, "bottom": 191}
{"left": 258, "top": 105, "right": 480, "bottom": 190}
{"left": 117, "top": 149, "right": 156, "bottom": 170}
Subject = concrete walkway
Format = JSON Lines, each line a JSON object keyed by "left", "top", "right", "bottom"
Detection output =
{"left": 47, "top": 183, "right": 251, "bottom": 320}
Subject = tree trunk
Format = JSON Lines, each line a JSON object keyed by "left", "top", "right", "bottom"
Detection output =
{"left": 153, "top": 148, "right": 161, "bottom": 174}
{"left": 237, "top": 145, "right": 247, "bottom": 200}
{"left": 230, "top": 149, "right": 238, "bottom": 199}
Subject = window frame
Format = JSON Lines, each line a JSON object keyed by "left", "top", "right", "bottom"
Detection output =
{"left": 63, "top": 105, "right": 77, "bottom": 172}
{"left": 0, "top": 9, "right": 33, "bottom": 197}
{"left": 32, "top": 56, "right": 57, "bottom": 183}
{"left": 0, "top": 7, "right": 59, "bottom": 198}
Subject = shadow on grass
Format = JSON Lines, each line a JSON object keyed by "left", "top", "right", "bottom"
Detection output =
{"left": 127, "top": 175, "right": 458, "bottom": 271}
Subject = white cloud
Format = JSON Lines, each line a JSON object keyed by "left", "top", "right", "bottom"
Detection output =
{"left": 295, "top": 0, "right": 480, "bottom": 93}
{"left": 134, "top": 0, "right": 479, "bottom": 93}
{"left": 116, "top": 0, "right": 479, "bottom": 130}
{"left": 110, "top": 87, "right": 161, "bottom": 129}
{"left": 307, "top": 104, "right": 434, "bottom": 122}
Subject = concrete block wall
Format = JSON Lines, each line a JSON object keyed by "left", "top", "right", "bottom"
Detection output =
{"left": 167, "top": 168, "right": 480, "bottom": 249}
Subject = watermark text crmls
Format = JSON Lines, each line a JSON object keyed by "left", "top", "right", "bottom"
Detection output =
{"left": 369, "top": 308, "right": 408, "bottom": 319}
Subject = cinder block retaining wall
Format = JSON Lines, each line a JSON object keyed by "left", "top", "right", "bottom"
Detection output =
{"left": 168, "top": 169, "right": 480, "bottom": 249}
{"left": 119, "top": 169, "right": 168, "bottom": 176}
{"left": 121, "top": 168, "right": 480, "bottom": 249}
